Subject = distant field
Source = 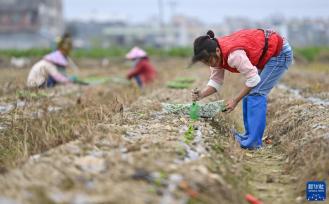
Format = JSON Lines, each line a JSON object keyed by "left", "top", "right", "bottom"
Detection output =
{"left": 0, "top": 47, "right": 193, "bottom": 59}
{"left": 294, "top": 47, "right": 329, "bottom": 62}
{"left": 1, "top": 47, "right": 329, "bottom": 62}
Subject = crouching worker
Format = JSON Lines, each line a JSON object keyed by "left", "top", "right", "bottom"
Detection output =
{"left": 27, "top": 33, "right": 74, "bottom": 88}
{"left": 190, "top": 29, "right": 293, "bottom": 149}
{"left": 125, "top": 47, "right": 156, "bottom": 88}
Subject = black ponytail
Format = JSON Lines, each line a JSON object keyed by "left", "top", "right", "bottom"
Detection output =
{"left": 207, "top": 30, "right": 215, "bottom": 39}
{"left": 192, "top": 30, "right": 219, "bottom": 63}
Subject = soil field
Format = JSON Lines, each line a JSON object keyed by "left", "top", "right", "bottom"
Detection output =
{"left": 0, "top": 59, "right": 328, "bottom": 204}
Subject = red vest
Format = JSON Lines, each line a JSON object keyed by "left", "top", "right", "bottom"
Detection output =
{"left": 217, "top": 29, "right": 283, "bottom": 73}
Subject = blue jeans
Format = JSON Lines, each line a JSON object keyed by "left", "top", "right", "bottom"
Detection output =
{"left": 249, "top": 42, "right": 293, "bottom": 96}
{"left": 39, "top": 75, "right": 57, "bottom": 88}
{"left": 134, "top": 75, "right": 143, "bottom": 88}
{"left": 235, "top": 42, "right": 293, "bottom": 148}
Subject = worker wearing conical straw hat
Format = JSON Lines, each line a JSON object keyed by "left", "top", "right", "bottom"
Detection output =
{"left": 125, "top": 47, "right": 157, "bottom": 88}
{"left": 27, "top": 33, "right": 76, "bottom": 88}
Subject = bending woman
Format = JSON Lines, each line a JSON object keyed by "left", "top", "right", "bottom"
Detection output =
{"left": 190, "top": 29, "right": 293, "bottom": 149}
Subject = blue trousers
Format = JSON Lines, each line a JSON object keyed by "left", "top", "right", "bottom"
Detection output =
{"left": 236, "top": 42, "right": 293, "bottom": 149}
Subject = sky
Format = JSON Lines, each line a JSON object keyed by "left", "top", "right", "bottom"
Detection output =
{"left": 63, "top": 0, "right": 329, "bottom": 23}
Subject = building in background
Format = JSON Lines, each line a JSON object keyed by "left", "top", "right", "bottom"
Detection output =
{"left": 0, "top": 0, "right": 63, "bottom": 49}
{"left": 0, "top": 0, "right": 328, "bottom": 49}
{"left": 67, "top": 15, "right": 329, "bottom": 49}
{"left": 211, "top": 16, "right": 329, "bottom": 47}
{"left": 69, "top": 15, "right": 206, "bottom": 49}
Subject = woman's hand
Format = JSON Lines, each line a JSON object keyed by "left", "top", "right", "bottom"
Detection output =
{"left": 192, "top": 88, "right": 201, "bottom": 101}
{"left": 225, "top": 85, "right": 253, "bottom": 113}
{"left": 192, "top": 86, "right": 217, "bottom": 102}
{"left": 225, "top": 99, "right": 238, "bottom": 113}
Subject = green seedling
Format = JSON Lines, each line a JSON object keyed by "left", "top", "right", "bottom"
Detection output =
{"left": 166, "top": 81, "right": 192, "bottom": 89}
{"left": 153, "top": 171, "right": 167, "bottom": 187}
{"left": 184, "top": 124, "right": 195, "bottom": 144}
{"left": 138, "top": 112, "right": 145, "bottom": 116}
{"left": 16, "top": 90, "right": 48, "bottom": 99}
{"left": 166, "top": 77, "right": 196, "bottom": 89}
{"left": 174, "top": 77, "right": 195, "bottom": 83}
{"left": 147, "top": 187, "right": 157, "bottom": 194}
{"left": 77, "top": 76, "right": 112, "bottom": 85}
{"left": 74, "top": 76, "right": 130, "bottom": 86}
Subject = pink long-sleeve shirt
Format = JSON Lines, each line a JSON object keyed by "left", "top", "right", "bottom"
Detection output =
{"left": 207, "top": 50, "right": 261, "bottom": 91}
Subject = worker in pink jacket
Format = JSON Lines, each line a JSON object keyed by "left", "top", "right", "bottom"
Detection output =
{"left": 126, "top": 47, "right": 157, "bottom": 88}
